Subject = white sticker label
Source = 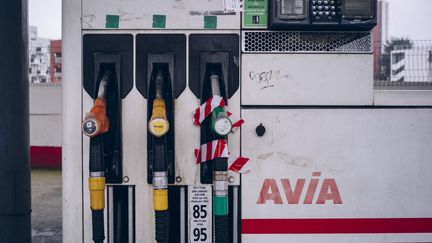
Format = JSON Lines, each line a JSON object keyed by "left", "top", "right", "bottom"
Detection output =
{"left": 188, "top": 185, "right": 212, "bottom": 243}
{"left": 223, "top": 0, "right": 243, "bottom": 13}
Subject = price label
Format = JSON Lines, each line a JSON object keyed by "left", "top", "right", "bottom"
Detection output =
{"left": 188, "top": 185, "right": 212, "bottom": 242}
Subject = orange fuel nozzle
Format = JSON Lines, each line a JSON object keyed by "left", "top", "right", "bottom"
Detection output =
{"left": 82, "top": 98, "right": 110, "bottom": 137}
{"left": 82, "top": 72, "right": 110, "bottom": 137}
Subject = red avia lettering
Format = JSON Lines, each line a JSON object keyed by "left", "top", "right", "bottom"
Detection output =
{"left": 257, "top": 172, "right": 343, "bottom": 205}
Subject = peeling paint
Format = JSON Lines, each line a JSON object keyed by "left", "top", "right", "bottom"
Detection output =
{"left": 173, "top": 0, "right": 186, "bottom": 9}
{"left": 276, "top": 152, "right": 314, "bottom": 168}
{"left": 118, "top": 9, "right": 134, "bottom": 21}
{"left": 82, "top": 13, "right": 96, "bottom": 28}
{"left": 189, "top": 10, "right": 235, "bottom": 16}
{"left": 257, "top": 152, "right": 274, "bottom": 160}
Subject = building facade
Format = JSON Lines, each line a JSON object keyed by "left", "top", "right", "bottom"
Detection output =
{"left": 29, "top": 26, "right": 62, "bottom": 84}
{"left": 29, "top": 26, "right": 51, "bottom": 83}
{"left": 50, "top": 40, "right": 62, "bottom": 83}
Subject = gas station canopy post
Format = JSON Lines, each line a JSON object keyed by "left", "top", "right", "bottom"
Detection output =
{"left": 0, "top": 0, "right": 31, "bottom": 242}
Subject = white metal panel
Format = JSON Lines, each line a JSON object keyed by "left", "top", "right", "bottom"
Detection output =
{"left": 120, "top": 87, "right": 153, "bottom": 242}
{"left": 62, "top": 0, "right": 84, "bottom": 242}
{"left": 374, "top": 90, "right": 432, "bottom": 106}
{"left": 241, "top": 108, "right": 432, "bottom": 242}
{"left": 241, "top": 54, "right": 374, "bottom": 105}
{"left": 82, "top": 0, "right": 240, "bottom": 30}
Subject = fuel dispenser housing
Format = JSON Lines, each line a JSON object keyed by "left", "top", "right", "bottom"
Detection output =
{"left": 64, "top": 0, "right": 432, "bottom": 243}
{"left": 83, "top": 34, "right": 133, "bottom": 183}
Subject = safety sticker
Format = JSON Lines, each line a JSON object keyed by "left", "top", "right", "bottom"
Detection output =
{"left": 194, "top": 139, "right": 229, "bottom": 164}
{"left": 193, "top": 95, "right": 225, "bottom": 125}
{"left": 243, "top": 0, "right": 268, "bottom": 27}
{"left": 152, "top": 15, "right": 166, "bottom": 29}
{"left": 188, "top": 185, "right": 212, "bottom": 243}
{"left": 193, "top": 95, "right": 244, "bottom": 133}
{"left": 228, "top": 156, "right": 250, "bottom": 173}
{"left": 105, "top": 15, "right": 119, "bottom": 29}
{"left": 223, "top": 0, "right": 243, "bottom": 13}
{"left": 194, "top": 140, "right": 250, "bottom": 173}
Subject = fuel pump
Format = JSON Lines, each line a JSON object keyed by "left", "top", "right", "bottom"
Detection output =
{"left": 136, "top": 34, "right": 186, "bottom": 243}
{"left": 82, "top": 71, "right": 111, "bottom": 243}
{"left": 148, "top": 67, "right": 171, "bottom": 243}
{"left": 189, "top": 34, "right": 240, "bottom": 243}
{"left": 208, "top": 72, "right": 232, "bottom": 243}
{"left": 198, "top": 59, "right": 231, "bottom": 243}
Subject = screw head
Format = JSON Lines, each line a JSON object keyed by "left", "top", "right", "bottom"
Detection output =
{"left": 123, "top": 176, "right": 129, "bottom": 183}
{"left": 175, "top": 176, "right": 182, "bottom": 183}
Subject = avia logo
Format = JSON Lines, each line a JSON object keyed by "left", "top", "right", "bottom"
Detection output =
{"left": 257, "top": 172, "right": 343, "bottom": 205}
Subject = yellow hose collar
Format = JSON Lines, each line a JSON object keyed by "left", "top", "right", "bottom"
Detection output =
{"left": 153, "top": 189, "right": 168, "bottom": 211}
{"left": 89, "top": 177, "right": 105, "bottom": 210}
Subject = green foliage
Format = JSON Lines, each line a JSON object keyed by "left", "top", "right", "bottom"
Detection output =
{"left": 384, "top": 37, "right": 413, "bottom": 53}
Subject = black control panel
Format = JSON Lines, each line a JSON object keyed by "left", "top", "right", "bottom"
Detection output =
{"left": 269, "top": 0, "right": 377, "bottom": 30}
{"left": 311, "top": 0, "right": 341, "bottom": 23}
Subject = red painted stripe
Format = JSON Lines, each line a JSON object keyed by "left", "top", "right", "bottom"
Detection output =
{"left": 228, "top": 156, "right": 249, "bottom": 172}
{"left": 220, "top": 97, "right": 225, "bottom": 108}
{"left": 194, "top": 149, "right": 201, "bottom": 164}
{"left": 232, "top": 119, "right": 244, "bottom": 127}
{"left": 214, "top": 139, "right": 226, "bottom": 158}
{"left": 242, "top": 218, "right": 432, "bottom": 234}
{"left": 30, "top": 146, "right": 62, "bottom": 169}
{"left": 193, "top": 107, "right": 200, "bottom": 125}
{"left": 204, "top": 96, "right": 213, "bottom": 119}
{"left": 206, "top": 141, "right": 212, "bottom": 162}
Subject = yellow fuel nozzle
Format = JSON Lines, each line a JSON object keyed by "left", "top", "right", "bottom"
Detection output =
{"left": 149, "top": 69, "right": 169, "bottom": 137}
{"left": 148, "top": 98, "right": 169, "bottom": 137}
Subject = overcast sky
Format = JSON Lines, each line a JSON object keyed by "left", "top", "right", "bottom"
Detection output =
{"left": 29, "top": 0, "right": 432, "bottom": 40}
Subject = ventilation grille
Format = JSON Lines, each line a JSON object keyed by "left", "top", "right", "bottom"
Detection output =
{"left": 242, "top": 31, "right": 372, "bottom": 53}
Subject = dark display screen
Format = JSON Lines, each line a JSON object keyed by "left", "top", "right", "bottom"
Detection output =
{"left": 281, "top": 0, "right": 307, "bottom": 15}
{"left": 343, "top": 0, "right": 373, "bottom": 17}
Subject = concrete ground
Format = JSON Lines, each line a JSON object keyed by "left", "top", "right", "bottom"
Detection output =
{"left": 32, "top": 169, "right": 62, "bottom": 242}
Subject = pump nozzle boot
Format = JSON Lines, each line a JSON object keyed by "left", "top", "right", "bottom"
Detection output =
{"left": 149, "top": 69, "right": 169, "bottom": 137}
{"left": 82, "top": 71, "right": 111, "bottom": 137}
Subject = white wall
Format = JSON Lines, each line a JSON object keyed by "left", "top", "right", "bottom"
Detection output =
{"left": 29, "top": 83, "right": 62, "bottom": 146}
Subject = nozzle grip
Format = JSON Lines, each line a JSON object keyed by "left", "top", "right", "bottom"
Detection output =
{"left": 82, "top": 98, "right": 110, "bottom": 137}
{"left": 148, "top": 99, "right": 169, "bottom": 137}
